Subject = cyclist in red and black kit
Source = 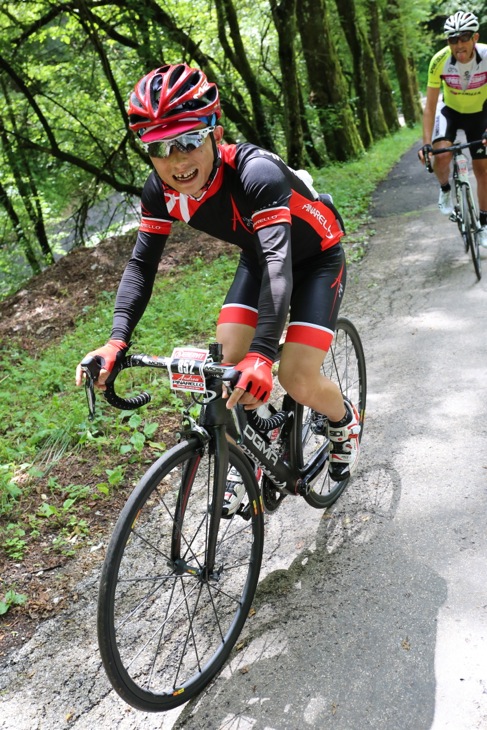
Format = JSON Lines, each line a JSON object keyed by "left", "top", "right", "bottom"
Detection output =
{"left": 76, "top": 63, "right": 360, "bottom": 515}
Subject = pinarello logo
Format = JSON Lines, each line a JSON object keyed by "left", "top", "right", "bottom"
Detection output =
{"left": 258, "top": 213, "right": 279, "bottom": 224}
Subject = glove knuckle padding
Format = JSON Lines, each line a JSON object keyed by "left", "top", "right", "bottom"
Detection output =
{"left": 87, "top": 339, "right": 127, "bottom": 373}
{"left": 235, "top": 353, "right": 273, "bottom": 402}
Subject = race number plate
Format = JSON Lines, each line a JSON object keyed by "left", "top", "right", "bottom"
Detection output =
{"left": 169, "top": 347, "right": 208, "bottom": 393}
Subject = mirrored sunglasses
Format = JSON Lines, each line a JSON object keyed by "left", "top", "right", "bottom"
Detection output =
{"left": 448, "top": 32, "right": 474, "bottom": 44}
{"left": 144, "top": 126, "right": 215, "bottom": 158}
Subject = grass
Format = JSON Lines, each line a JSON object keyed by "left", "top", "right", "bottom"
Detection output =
{"left": 0, "top": 124, "right": 420, "bottom": 608}
{"left": 311, "top": 124, "right": 420, "bottom": 259}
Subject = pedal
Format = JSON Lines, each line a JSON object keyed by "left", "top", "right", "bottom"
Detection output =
{"left": 236, "top": 502, "right": 251, "bottom": 521}
{"left": 219, "top": 500, "right": 251, "bottom": 521}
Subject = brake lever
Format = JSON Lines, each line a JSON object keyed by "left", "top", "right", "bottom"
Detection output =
{"left": 80, "top": 356, "right": 101, "bottom": 421}
{"left": 221, "top": 366, "right": 241, "bottom": 394}
{"left": 83, "top": 371, "right": 96, "bottom": 420}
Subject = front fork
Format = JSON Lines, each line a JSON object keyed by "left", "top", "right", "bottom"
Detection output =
{"left": 451, "top": 179, "right": 481, "bottom": 231}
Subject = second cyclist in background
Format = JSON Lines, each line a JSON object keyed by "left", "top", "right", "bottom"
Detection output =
{"left": 419, "top": 9, "right": 487, "bottom": 247}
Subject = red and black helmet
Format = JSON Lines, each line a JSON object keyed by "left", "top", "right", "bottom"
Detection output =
{"left": 128, "top": 63, "right": 221, "bottom": 143}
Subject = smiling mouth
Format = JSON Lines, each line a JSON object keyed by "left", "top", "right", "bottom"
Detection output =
{"left": 174, "top": 169, "right": 198, "bottom": 182}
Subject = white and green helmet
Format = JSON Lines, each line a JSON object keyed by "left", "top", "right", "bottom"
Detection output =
{"left": 444, "top": 10, "right": 479, "bottom": 36}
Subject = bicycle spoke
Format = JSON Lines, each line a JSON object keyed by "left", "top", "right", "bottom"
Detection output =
{"left": 98, "top": 440, "right": 263, "bottom": 711}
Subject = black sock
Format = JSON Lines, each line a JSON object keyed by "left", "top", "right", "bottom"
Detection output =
{"left": 329, "top": 405, "right": 351, "bottom": 428}
{"left": 441, "top": 183, "right": 451, "bottom": 193}
{"left": 480, "top": 210, "right": 487, "bottom": 227}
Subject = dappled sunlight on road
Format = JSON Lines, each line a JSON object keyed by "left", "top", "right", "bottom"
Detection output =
{"left": 405, "top": 308, "right": 466, "bottom": 331}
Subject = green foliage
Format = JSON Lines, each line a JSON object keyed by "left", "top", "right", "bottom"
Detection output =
{"left": 3, "top": 524, "right": 27, "bottom": 561}
{"left": 0, "top": 588, "right": 27, "bottom": 616}
{"left": 0, "top": 465, "right": 22, "bottom": 517}
{"left": 0, "top": 249, "right": 239, "bottom": 528}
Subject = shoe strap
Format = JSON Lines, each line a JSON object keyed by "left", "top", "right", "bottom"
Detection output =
{"left": 329, "top": 422, "right": 361, "bottom": 442}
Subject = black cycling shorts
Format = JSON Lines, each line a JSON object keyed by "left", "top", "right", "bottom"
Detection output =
{"left": 217, "top": 243, "right": 346, "bottom": 352}
{"left": 434, "top": 104, "right": 487, "bottom": 159}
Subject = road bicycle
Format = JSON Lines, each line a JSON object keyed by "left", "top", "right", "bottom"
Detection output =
{"left": 424, "top": 139, "right": 482, "bottom": 281}
{"left": 81, "top": 317, "right": 366, "bottom": 713}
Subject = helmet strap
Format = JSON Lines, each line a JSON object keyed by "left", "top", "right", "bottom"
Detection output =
{"left": 210, "top": 132, "right": 221, "bottom": 174}
{"left": 197, "top": 131, "right": 221, "bottom": 194}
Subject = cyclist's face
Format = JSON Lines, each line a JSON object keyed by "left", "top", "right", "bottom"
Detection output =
{"left": 448, "top": 31, "right": 479, "bottom": 62}
{"left": 149, "top": 125, "right": 224, "bottom": 198}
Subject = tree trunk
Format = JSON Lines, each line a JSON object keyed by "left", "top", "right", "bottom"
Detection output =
{"left": 334, "top": 0, "right": 389, "bottom": 146}
{"left": 409, "top": 52, "right": 423, "bottom": 112}
{"left": 214, "top": 0, "right": 276, "bottom": 151}
{"left": 16, "top": 154, "right": 54, "bottom": 264}
{"left": 0, "top": 180, "right": 41, "bottom": 274}
{"left": 269, "top": 0, "right": 304, "bottom": 167}
{"left": 299, "top": 85, "right": 325, "bottom": 167}
{"left": 366, "top": 0, "right": 400, "bottom": 133}
{"left": 296, "top": 0, "right": 364, "bottom": 161}
{"left": 0, "top": 89, "right": 54, "bottom": 266}
{"left": 383, "top": 0, "right": 422, "bottom": 127}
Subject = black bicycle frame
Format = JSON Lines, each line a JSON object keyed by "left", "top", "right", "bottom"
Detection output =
{"left": 84, "top": 348, "right": 329, "bottom": 573}
{"left": 229, "top": 405, "right": 301, "bottom": 494}
{"left": 200, "top": 382, "right": 328, "bottom": 498}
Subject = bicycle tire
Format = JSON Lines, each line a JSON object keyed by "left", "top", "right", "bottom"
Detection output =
{"left": 464, "top": 185, "right": 482, "bottom": 281}
{"left": 455, "top": 182, "right": 469, "bottom": 253}
{"left": 298, "top": 317, "right": 367, "bottom": 509}
{"left": 98, "top": 439, "right": 264, "bottom": 712}
{"left": 461, "top": 185, "right": 474, "bottom": 253}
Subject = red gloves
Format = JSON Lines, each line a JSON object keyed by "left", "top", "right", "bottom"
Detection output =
{"left": 233, "top": 353, "right": 273, "bottom": 403}
{"left": 86, "top": 339, "right": 128, "bottom": 374}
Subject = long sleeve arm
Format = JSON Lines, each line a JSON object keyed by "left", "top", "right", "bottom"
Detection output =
{"left": 110, "top": 231, "right": 168, "bottom": 342}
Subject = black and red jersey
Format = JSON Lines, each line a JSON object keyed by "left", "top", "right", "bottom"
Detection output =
{"left": 112, "top": 142, "right": 345, "bottom": 359}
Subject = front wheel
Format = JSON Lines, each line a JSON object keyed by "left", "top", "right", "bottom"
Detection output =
{"left": 456, "top": 183, "right": 469, "bottom": 253}
{"left": 298, "top": 317, "right": 367, "bottom": 509}
{"left": 464, "top": 185, "right": 482, "bottom": 281}
{"left": 98, "top": 439, "right": 264, "bottom": 712}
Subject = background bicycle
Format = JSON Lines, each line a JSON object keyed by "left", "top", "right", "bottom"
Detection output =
{"left": 424, "top": 139, "right": 483, "bottom": 281}
{"left": 81, "top": 316, "right": 366, "bottom": 712}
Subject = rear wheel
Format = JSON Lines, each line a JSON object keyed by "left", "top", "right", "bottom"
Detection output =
{"left": 298, "top": 317, "right": 367, "bottom": 509}
{"left": 98, "top": 439, "right": 264, "bottom": 712}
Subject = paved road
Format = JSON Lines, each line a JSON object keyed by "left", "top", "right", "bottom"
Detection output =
{"left": 1, "top": 142, "right": 486, "bottom": 729}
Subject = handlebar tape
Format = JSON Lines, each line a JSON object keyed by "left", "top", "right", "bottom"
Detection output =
{"left": 104, "top": 383, "right": 151, "bottom": 411}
